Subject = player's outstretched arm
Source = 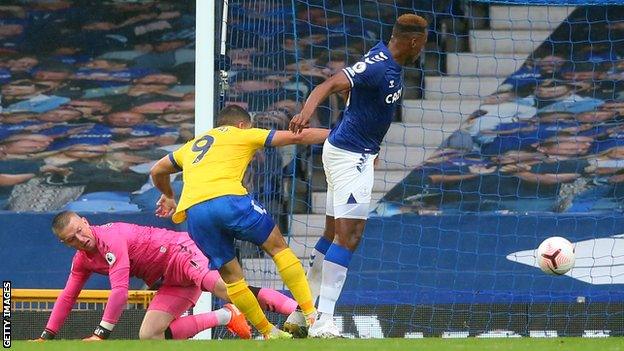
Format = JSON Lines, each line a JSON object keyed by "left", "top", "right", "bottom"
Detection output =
{"left": 289, "top": 72, "right": 351, "bottom": 134}
{"left": 270, "top": 128, "right": 330, "bottom": 147}
{"left": 150, "top": 155, "right": 179, "bottom": 218}
{"left": 86, "top": 282, "right": 128, "bottom": 341}
{"left": 39, "top": 265, "right": 92, "bottom": 340}
{"left": 88, "top": 241, "right": 132, "bottom": 341}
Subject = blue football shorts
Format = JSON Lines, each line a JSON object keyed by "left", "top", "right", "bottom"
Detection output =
{"left": 186, "top": 194, "right": 275, "bottom": 269}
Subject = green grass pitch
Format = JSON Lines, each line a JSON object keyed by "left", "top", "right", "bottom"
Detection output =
{"left": 10, "top": 338, "right": 624, "bottom": 351}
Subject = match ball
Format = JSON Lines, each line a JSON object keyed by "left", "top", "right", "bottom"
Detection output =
{"left": 537, "top": 236, "right": 575, "bottom": 275}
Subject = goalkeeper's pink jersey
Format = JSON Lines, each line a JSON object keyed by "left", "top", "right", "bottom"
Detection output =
{"left": 45, "top": 223, "right": 201, "bottom": 333}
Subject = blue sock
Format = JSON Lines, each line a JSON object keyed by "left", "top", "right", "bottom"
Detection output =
{"left": 314, "top": 236, "right": 331, "bottom": 254}
{"left": 324, "top": 243, "right": 353, "bottom": 268}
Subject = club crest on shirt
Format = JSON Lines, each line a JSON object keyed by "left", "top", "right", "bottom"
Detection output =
{"left": 105, "top": 252, "right": 116, "bottom": 265}
{"left": 352, "top": 61, "right": 367, "bottom": 73}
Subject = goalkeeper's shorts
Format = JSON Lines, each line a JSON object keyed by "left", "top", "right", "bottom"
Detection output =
{"left": 148, "top": 284, "right": 201, "bottom": 317}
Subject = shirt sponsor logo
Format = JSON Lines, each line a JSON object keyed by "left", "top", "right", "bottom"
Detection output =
{"left": 385, "top": 88, "right": 403, "bottom": 104}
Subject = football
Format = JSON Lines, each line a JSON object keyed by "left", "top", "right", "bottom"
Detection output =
{"left": 537, "top": 236, "right": 576, "bottom": 275}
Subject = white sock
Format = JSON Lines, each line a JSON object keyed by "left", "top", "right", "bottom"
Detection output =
{"left": 317, "top": 260, "right": 348, "bottom": 315}
{"left": 318, "top": 312, "right": 334, "bottom": 322}
{"left": 307, "top": 248, "right": 325, "bottom": 305}
{"left": 215, "top": 308, "right": 231, "bottom": 325}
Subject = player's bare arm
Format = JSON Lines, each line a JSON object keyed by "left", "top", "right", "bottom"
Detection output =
{"left": 289, "top": 72, "right": 351, "bottom": 134}
{"left": 270, "top": 128, "right": 330, "bottom": 147}
{"left": 150, "top": 156, "right": 179, "bottom": 218}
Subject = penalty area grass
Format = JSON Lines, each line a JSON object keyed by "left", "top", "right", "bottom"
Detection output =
{"left": 11, "top": 337, "right": 624, "bottom": 351}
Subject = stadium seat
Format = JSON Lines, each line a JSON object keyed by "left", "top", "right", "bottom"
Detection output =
{"left": 63, "top": 200, "right": 141, "bottom": 213}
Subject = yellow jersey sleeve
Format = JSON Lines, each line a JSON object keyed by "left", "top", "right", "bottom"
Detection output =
{"left": 244, "top": 128, "right": 275, "bottom": 148}
{"left": 169, "top": 140, "right": 192, "bottom": 171}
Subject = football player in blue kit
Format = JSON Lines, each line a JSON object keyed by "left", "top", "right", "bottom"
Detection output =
{"left": 287, "top": 13, "right": 429, "bottom": 338}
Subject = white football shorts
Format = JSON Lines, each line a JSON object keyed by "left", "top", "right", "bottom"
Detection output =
{"left": 322, "top": 139, "right": 377, "bottom": 219}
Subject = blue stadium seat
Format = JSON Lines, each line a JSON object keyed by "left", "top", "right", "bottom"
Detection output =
{"left": 63, "top": 200, "right": 140, "bottom": 212}
{"left": 75, "top": 191, "right": 131, "bottom": 202}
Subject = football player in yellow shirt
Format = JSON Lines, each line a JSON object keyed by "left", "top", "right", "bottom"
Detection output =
{"left": 150, "top": 105, "right": 328, "bottom": 339}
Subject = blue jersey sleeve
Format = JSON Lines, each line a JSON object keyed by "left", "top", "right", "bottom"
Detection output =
{"left": 342, "top": 59, "right": 386, "bottom": 89}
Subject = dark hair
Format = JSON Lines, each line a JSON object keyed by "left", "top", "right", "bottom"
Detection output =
{"left": 217, "top": 105, "right": 252, "bottom": 127}
{"left": 51, "top": 211, "right": 77, "bottom": 235}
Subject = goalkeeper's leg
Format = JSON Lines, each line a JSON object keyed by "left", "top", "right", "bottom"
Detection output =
{"left": 140, "top": 286, "right": 249, "bottom": 339}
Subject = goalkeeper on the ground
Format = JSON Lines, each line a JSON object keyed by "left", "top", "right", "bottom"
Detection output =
{"left": 36, "top": 211, "right": 299, "bottom": 341}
